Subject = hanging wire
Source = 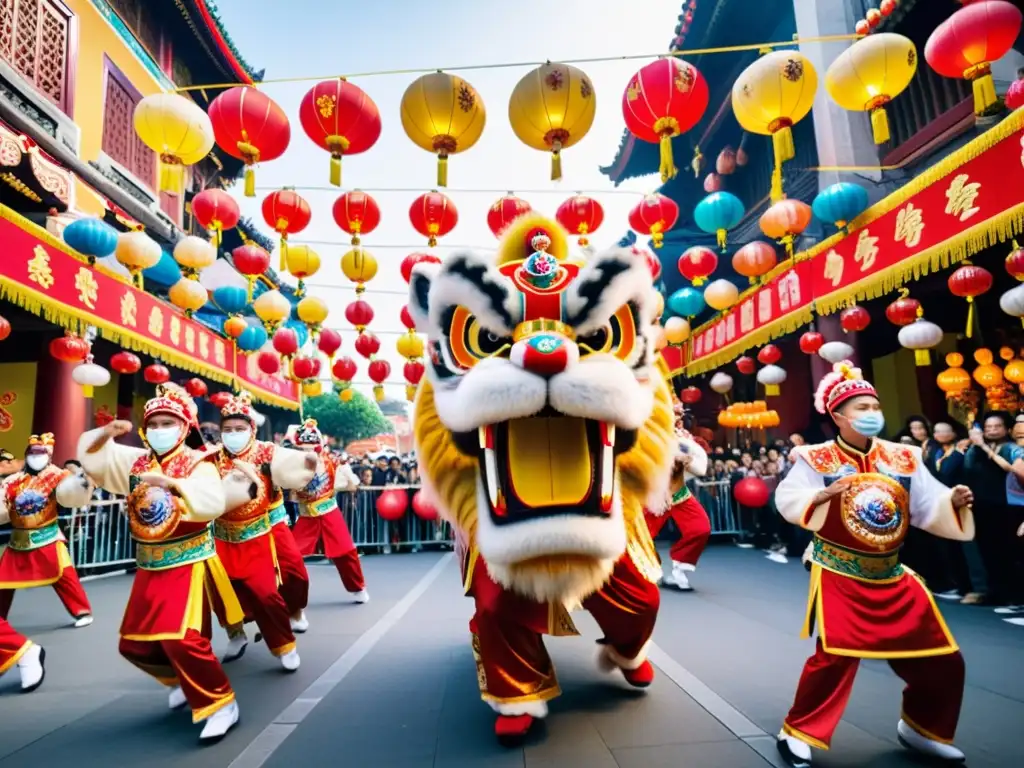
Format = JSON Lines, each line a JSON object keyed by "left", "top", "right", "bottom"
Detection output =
{"left": 290, "top": 240, "right": 494, "bottom": 250}
{"left": 254, "top": 186, "right": 649, "bottom": 196}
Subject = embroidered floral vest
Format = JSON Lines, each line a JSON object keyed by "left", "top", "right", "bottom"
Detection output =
{"left": 3, "top": 466, "right": 67, "bottom": 530}
{"left": 294, "top": 454, "right": 337, "bottom": 505}
{"left": 127, "top": 448, "right": 213, "bottom": 543}
{"left": 216, "top": 441, "right": 279, "bottom": 523}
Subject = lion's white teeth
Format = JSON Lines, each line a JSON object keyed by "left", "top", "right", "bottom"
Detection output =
{"left": 601, "top": 423, "right": 615, "bottom": 512}
{"left": 481, "top": 425, "right": 503, "bottom": 515}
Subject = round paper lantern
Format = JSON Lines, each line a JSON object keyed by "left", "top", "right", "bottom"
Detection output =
{"left": 291, "top": 355, "right": 318, "bottom": 381}
{"left": 819, "top": 341, "right": 854, "bottom": 363}
{"left": 49, "top": 333, "right": 89, "bottom": 363}
{"left": 973, "top": 348, "right": 1004, "bottom": 388}
{"left": 668, "top": 286, "right": 705, "bottom": 317}
{"left": 678, "top": 246, "right": 718, "bottom": 286}
{"left": 840, "top": 305, "right": 871, "bottom": 333}
{"left": 703, "top": 173, "right": 722, "bottom": 193}
{"left": 208, "top": 87, "right": 290, "bottom": 196}
{"left": 404, "top": 360, "right": 425, "bottom": 401}
{"left": 555, "top": 195, "right": 603, "bottom": 247}
{"left": 62, "top": 218, "right": 118, "bottom": 264}
{"left": 168, "top": 278, "right": 208, "bottom": 317}
{"left": 355, "top": 332, "right": 381, "bottom": 359}
{"left": 736, "top": 356, "right": 756, "bottom": 375}
{"left": 191, "top": 189, "right": 240, "bottom": 248}
{"left": 253, "top": 289, "right": 291, "bottom": 331}
{"left": 937, "top": 352, "right": 971, "bottom": 397}
{"left": 115, "top": 231, "right": 162, "bottom": 288}
{"left": 948, "top": 262, "right": 993, "bottom": 338}
{"left": 898, "top": 318, "right": 944, "bottom": 366}
{"left": 799, "top": 331, "right": 824, "bottom": 354}
{"left": 716, "top": 146, "right": 737, "bottom": 175}
{"left": 693, "top": 191, "right": 744, "bottom": 250}
{"left": 223, "top": 316, "right": 247, "bottom": 339}
{"left": 172, "top": 235, "right": 216, "bottom": 278}
{"left": 622, "top": 58, "right": 709, "bottom": 182}
{"left": 377, "top": 488, "right": 408, "bottom": 520}
{"left": 734, "top": 477, "right": 770, "bottom": 507}
{"left": 133, "top": 93, "right": 214, "bottom": 193}
{"left": 332, "top": 189, "right": 381, "bottom": 247}
{"left": 400, "top": 252, "right": 442, "bottom": 284}
{"left": 1005, "top": 241, "right": 1024, "bottom": 280}
{"left": 318, "top": 328, "right": 343, "bottom": 360}
{"left": 262, "top": 190, "right": 312, "bottom": 270}
{"left": 400, "top": 305, "right": 417, "bottom": 330}
{"left": 664, "top": 316, "right": 690, "bottom": 345}
{"left": 653, "top": 325, "right": 668, "bottom": 351}
{"left": 110, "top": 351, "right": 141, "bottom": 375}
{"left": 510, "top": 62, "right": 596, "bottom": 180}
{"left": 236, "top": 324, "right": 268, "bottom": 353}
{"left": 340, "top": 248, "right": 379, "bottom": 287}
{"left": 302, "top": 381, "right": 323, "bottom": 398}
{"left": 72, "top": 358, "right": 111, "bottom": 398}
{"left": 209, "top": 391, "right": 233, "bottom": 410}
{"left": 487, "top": 194, "right": 532, "bottom": 238}
{"left": 410, "top": 191, "right": 458, "bottom": 247}
{"left": 885, "top": 292, "right": 921, "bottom": 326}
{"left": 757, "top": 364, "right": 787, "bottom": 396}
{"left": 731, "top": 51, "right": 818, "bottom": 201}
{"left": 345, "top": 299, "right": 375, "bottom": 331}
{"left": 812, "top": 183, "right": 869, "bottom": 230}
{"left": 1006, "top": 70, "right": 1024, "bottom": 110}
{"left": 284, "top": 244, "right": 321, "bottom": 296}
{"left": 999, "top": 283, "right": 1024, "bottom": 325}
{"left": 296, "top": 296, "right": 329, "bottom": 331}
{"left": 143, "top": 363, "right": 170, "bottom": 385}
{"left": 709, "top": 372, "right": 733, "bottom": 394}
{"left": 411, "top": 490, "right": 437, "bottom": 521}
{"left": 401, "top": 72, "right": 486, "bottom": 186}
{"left": 332, "top": 356, "right": 357, "bottom": 383}
{"left": 680, "top": 386, "right": 702, "bottom": 404}
{"left": 184, "top": 378, "right": 208, "bottom": 398}
{"left": 272, "top": 327, "right": 300, "bottom": 356}
{"left": 257, "top": 350, "right": 281, "bottom": 375}
{"left": 704, "top": 279, "right": 739, "bottom": 312}
{"left": 924, "top": 0, "right": 1023, "bottom": 115}
{"left": 759, "top": 199, "right": 812, "bottom": 257}
{"left": 368, "top": 359, "right": 391, "bottom": 402}
{"left": 732, "top": 241, "right": 777, "bottom": 284}
{"left": 757, "top": 344, "right": 782, "bottom": 365}
{"left": 1005, "top": 358, "right": 1024, "bottom": 385}
{"left": 231, "top": 244, "right": 272, "bottom": 300}
{"left": 212, "top": 285, "right": 248, "bottom": 316}
{"left": 395, "top": 332, "right": 424, "bottom": 360}
{"left": 825, "top": 34, "right": 918, "bottom": 144}
{"left": 628, "top": 193, "right": 679, "bottom": 249}
{"left": 299, "top": 79, "right": 381, "bottom": 186}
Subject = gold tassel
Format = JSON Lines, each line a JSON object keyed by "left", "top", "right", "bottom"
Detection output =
{"left": 330, "top": 154, "right": 342, "bottom": 187}
{"left": 244, "top": 167, "right": 255, "bottom": 197}
{"left": 437, "top": 154, "right": 448, "bottom": 187}
{"left": 279, "top": 238, "right": 287, "bottom": 272}
{"left": 773, "top": 126, "right": 795, "bottom": 163}
{"left": 965, "top": 298, "right": 975, "bottom": 338}
{"left": 159, "top": 160, "right": 184, "bottom": 194}
{"left": 765, "top": 384, "right": 780, "bottom": 396}
{"left": 658, "top": 135, "right": 677, "bottom": 183}
{"left": 82, "top": 384, "right": 94, "bottom": 398}
{"left": 246, "top": 276, "right": 255, "bottom": 302}
{"left": 212, "top": 226, "right": 221, "bottom": 250}
{"left": 870, "top": 107, "right": 890, "bottom": 144}
{"left": 551, "top": 150, "right": 562, "bottom": 181}
{"left": 972, "top": 73, "right": 998, "bottom": 115}
{"left": 374, "top": 385, "right": 384, "bottom": 403}
{"left": 915, "top": 349, "right": 931, "bottom": 366}
{"left": 716, "top": 228, "right": 727, "bottom": 251}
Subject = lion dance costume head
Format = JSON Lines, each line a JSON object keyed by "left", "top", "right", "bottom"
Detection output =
{"left": 408, "top": 213, "right": 676, "bottom": 604}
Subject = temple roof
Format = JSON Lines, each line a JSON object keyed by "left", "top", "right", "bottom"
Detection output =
{"left": 177, "top": 0, "right": 262, "bottom": 84}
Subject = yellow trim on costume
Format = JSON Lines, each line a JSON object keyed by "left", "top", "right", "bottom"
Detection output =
{"left": 0, "top": 640, "right": 31, "bottom": 674}
{"left": 204, "top": 556, "right": 245, "bottom": 628}
{"left": 0, "top": 540, "right": 71, "bottom": 589}
{"left": 462, "top": 547, "right": 479, "bottom": 595}
{"left": 782, "top": 722, "right": 831, "bottom": 751}
{"left": 268, "top": 529, "right": 282, "bottom": 588}
{"left": 480, "top": 686, "right": 562, "bottom": 706}
{"left": 513, "top": 318, "right": 576, "bottom": 342}
{"left": 901, "top": 711, "right": 954, "bottom": 745}
{"left": 188, "top": 691, "right": 236, "bottom": 724}
{"left": 269, "top": 640, "right": 297, "bottom": 657}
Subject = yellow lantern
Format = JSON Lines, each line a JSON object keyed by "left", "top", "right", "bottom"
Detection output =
{"left": 253, "top": 289, "right": 291, "bottom": 331}
{"left": 339, "top": 388, "right": 355, "bottom": 403}
{"left": 664, "top": 317, "right": 690, "bottom": 345}
{"left": 732, "top": 51, "right": 818, "bottom": 202}
{"left": 285, "top": 244, "right": 321, "bottom": 296}
{"left": 115, "top": 231, "right": 162, "bottom": 288}
{"left": 825, "top": 34, "right": 917, "bottom": 145}
{"left": 508, "top": 62, "right": 596, "bottom": 181}
{"left": 396, "top": 331, "right": 424, "bottom": 360}
{"left": 296, "top": 295, "right": 329, "bottom": 330}
{"left": 1005, "top": 359, "right": 1024, "bottom": 384}
{"left": 133, "top": 93, "right": 214, "bottom": 194}
{"left": 168, "top": 277, "right": 208, "bottom": 317}
{"left": 704, "top": 279, "right": 740, "bottom": 312}
{"left": 302, "top": 380, "right": 323, "bottom": 397}
{"left": 172, "top": 235, "right": 216, "bottom": 279}
{"left": 401, "top": 72, "right": 486, "bottom": 187}
{"left": 340, "top": 248, "right": 378, "bottom": 289}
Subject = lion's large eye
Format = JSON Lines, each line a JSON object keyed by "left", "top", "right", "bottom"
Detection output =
{"left": 577, "top": 326, "right": 611, "bottom": 353}
{"left": 468, "top": 324, "right": 511, "bottom": 358}
{"left": 446, "top": 306, "right": 512, "bottom": 369}
{"left": 578, "top": 304, "right": 638, "bottom": 360}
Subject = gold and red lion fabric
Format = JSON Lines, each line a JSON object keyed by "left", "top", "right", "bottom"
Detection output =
{"left": 407, "top": 212, "right": 676, "bottom": 741}
{"left": 0, "top": 432, "right": 93, "bottom": 624}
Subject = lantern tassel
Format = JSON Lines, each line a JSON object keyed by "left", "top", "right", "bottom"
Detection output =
{"left": 374, "top": 384, "right": 385, "bottom": 403}
{"left": 716, "top": 228, "right": 727, "bottom": 251}
{"left": 82, "top": 385, "right": 94, "bottom": 398}
{"left": 869, "top": 107, "right": 890, "bottom": 144}
{"left": 330, "top": 154, "right": 342, "bottom": 187}
{"left": 437, "top": 154, "right": 449, "bottom": 187}
{"left": 279, "top": 238, "right": 287, "bottom": 272}
{"left": 965, "top": 298, "right": 975, "bottom": 338}
{"left": 765, "top": 384, "right": 780, "bottom": 397}
{"left": 915, "top": 349, "right": 931, "bottom": 367}
{"left": 769, "top": 127, "right": 794, "bottom": 204}
{"left": 159, "top": 159, "right": 185, "bottom": 194}
{"left": 970, "top": 71, "right": 997, "bottom": 115}
{"left": 244, "top": 167, "right": 255, "bottom": 198}
{"left": 658, "top": 135, "right": 677, "bottom": 183}
{"left": 212, "top": 226, "right": 221, "bottom": 250}
{"left": 246, "top": 276, "right": 255, "bottom": 303}
{"left": 551, "top": 150, "right": 562, "bottom": 182}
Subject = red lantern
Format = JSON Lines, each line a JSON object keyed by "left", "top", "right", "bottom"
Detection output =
{"left": 799, "top": 331, "right": 824, "bottom": 354}
{"left": 191, "top": 189, "right": 240, "bottom": 248}
{"left": 369, "top": 359, "right": 391, "bottom": 384}
{"left": 680, "top": 386, "right": 702, "bottom": 405}
{"left": 703, "top": 173, "right": 722, "bottom": 193}
{"left": 355, "top": 332, "right": 381, "bottom": 359}
{"left": 0, "top": 314, "right": 9, "bottom": 341}
{"left": 110, "top": 351, "right": 142, "bottom": 374}
{"left": 736, "top": 356, "right": 756, "bottom": 375}
{"left": 622, "top": 58, "right": 709, "bottom": 182}
{"left": 262, "top": 189, "right": 312, "bottom": 270}
{"left": 332, "top": 190, "right": 381, "bottom": 246}
{"left": 677, "top": 246, "right": 718, "bottom": 287}
{"left": 400, "top": 305, "right": 416, "bottom": 330}
{"left": 628, "top": 193, "right": 679, "bottom": 249}
{"left": 880, "top": 0, "right": 896, "bottom": 16}
{"left": 840, "top": 305, "right": 871, "bottom": 333}
{"left": 411, "top": 490, "right": 437, "bottom": 521}
{"left": 208, "top": 87, "right": 291, "bottom": 197}
{"left": 257, "top": 350, "right": 281, "bottom": 375}
{"left": 555, "top": 195, "right": 604, "bottom": 247}
{"left": 143, "top": 364, "right": 170, "bottom": 385}
{"left": 376, "top": 488, "right": 408, "bottom": 521}
{"left": 292, "top": 355, "right": 318, "bottom": 380}
{"left": 272, "top": 327, "right": 299, "bottom": 357}
{"left": 209, "top": 391, "right": 233, "bottom": 409}
{"left": 409, "top": 191, "right": 458, "bottom": 247}
{"left": 318, "top": 328, "right": 342, "bottom": 359}
{"left": 400, "top": 252, "right": 442, "bottom": 284}
{"left": 345, "top": 300, "right": 375, "bottom": 331}
{"left": 757, "top": 344, "right": 782, "bottom": 365}
{"left": 404, "top": 360, "right": 425, "bottom": 385}
{"left": 924, "top": 1, "right": 1023, "bottom": 115}
{"left": 885, "top": 294, "right": 921, "bottom": 326}
{"left": 1006, "top": 242, "right": 1024, "bottom": 280}
{"left": 332, "top": 356, "right": 357, "bottom": 382}
{"left": 734, "top": 476, "right": 770, "bottom": 507}
{"left": 948, "top": 262, "right": 993, "bottom": 338}
{"left": 49, "top": 333, "right": 89, "bottom": 363}
{"left": 732, "top": 241, "right": 778, "bottom": 284}
{"left": 299, "top": 79, "right": 381, "bottom": 187}
{"left": 487, "top": 194, "right": 532, "bottom": 238}
{"left": 185, "top": 378, "right": 208, "bottom": 398}
{"left": 231, "top": 244, "right": 272, "bottom": 300}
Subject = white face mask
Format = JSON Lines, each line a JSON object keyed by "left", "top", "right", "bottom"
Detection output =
{"left": 25, "top": 455, "right": 49, "bottom": 472}
{"left": 222, "top": 430, "right": 252, "bottom": 455}
{"left": 146, "top": 426, "right": 182, "bottom": 456}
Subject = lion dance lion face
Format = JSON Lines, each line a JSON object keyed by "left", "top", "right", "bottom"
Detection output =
{"left": 409, "top": 215, "right": 676, "bottom": 604}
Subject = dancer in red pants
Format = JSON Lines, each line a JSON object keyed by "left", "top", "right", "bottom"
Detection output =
{"left": 645, "top": 430, "right": 711, "bottom": 591}
{"left": 289, "top": 420, "right": 368, "bottom": 603}
{"left": 0, "top": 617, "right": 45, "bottom": 692}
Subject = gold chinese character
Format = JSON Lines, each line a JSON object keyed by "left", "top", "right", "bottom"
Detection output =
{"left": 853, "top": 229, "right": 879, "bottom": 272}
{"left": 214, "top": 341, "right": 227, "bottom": 367}
{"left": 316, "top": 93, "right": 335, "bottom": 118}
{"left": 944, "top": 174, "right": 981, "bottom": 222}
{"left": 27, "top": 245, "right": 54, "bottom": 289}
{"left": 199, "top": 334, "right": 210, "bottom": 360}
{"left": 74, "top": 267, "right": 99, "bottom": 310}
{"left": 120, "top": 291, "right": 137, "bottom": 327}
{"left": 894, "top": 202, "right": 925, "bottom": 248}
{"left": 823, "top": 249, "right": 845, "bottom": 287}
{"left": 169, "top": 316, "right": 182, "bottom": 347}
{"left": 184, "top": 326, "right": 195, "bottom": 353}
{"left": 148, "top": 307, "right": 164, "bottom": 338}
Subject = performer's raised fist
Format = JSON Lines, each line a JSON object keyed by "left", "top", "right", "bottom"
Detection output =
{"left": 106, "top": 420, "right": 133, "bottom": 438}
{"left": 950, "top": 485, "right": 973, "bottom": 509}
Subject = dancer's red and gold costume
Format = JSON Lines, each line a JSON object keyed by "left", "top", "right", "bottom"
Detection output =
{"left": 78, "top": 384, "right": 247, "bottom": 731}
{"left": 290, "top": 419, "right": 366, "bottom": 598}
{"left": 408, "top": 213, "right": 676, "bottom": 741}
{"left": 775, "top": 362, "right": 973, "bottom": 764}
{"left": 0, "top": 434, "right": 93, "bottom": 623}
{"left": 0, "top": 616, "right": 45, "bottom": 692}
{"left": 268, "top": 497, "right": 309, "bottom": 616}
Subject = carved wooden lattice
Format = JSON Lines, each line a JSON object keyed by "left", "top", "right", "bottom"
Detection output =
{"left": 102, "top": 67, "right": 156, "bottom": 189}
{"left": 0, "top": 0, "right": 70, "bottom": 111}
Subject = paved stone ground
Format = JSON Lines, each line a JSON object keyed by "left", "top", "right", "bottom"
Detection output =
{"left": 0, "top": 546, "right": 1021, "bottom": 767}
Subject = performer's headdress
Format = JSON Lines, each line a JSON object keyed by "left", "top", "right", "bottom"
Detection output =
{"left": 27, "top": 433, "right": 55, "bottom": 454}
{"left": 220, "top": 391, "right": 255, "bottom": 423}
{"left": 144, "top": 382, "right": 199, "bottom": 427}
{"left": 814, "top": 360, "right": 878, "bottom": 415}
{"left": 293, "top": 418, "right": 324, "bottom": 450}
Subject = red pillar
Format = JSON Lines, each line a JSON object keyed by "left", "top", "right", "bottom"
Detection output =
{"left": 32, "top": 355, "right": 88, "bottom": 466}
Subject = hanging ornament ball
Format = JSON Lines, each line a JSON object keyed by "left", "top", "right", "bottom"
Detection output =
{"left": 732, "top": 241, "right": 778, "bottom": 284}
{"left": 332, "top": 356, "right": 358, "bottom": 382}
{"left": 885, "top": 295, "right": 921, "bottom": 326}
{"left": 736, "top": 356, "right": 756, "bottom": 375}
{"left": 680, "top": 386, "right": 702, "bottom": 405}
{"left": 677, "top": 246, "right": 718, "bottom": 286}
{"left": 734, "top": 476, "right": 770, "bottom": 507}
{"left": 253, "top": 290, "right": 292, "bottom": 328}
{"left": 1005, "top": 244, "right": 1024, "bottom": 280}
{"left": 400, "top": 252, "right": 442, "bottom": 284}
{"left": 396, "top": 332, "right": 425, "bottom": 360}
{"left": 404, "top": 360, "right": 426, "bottom": 386}
{"left": 866, "top": 8, "right": 882, "bottom": 27}
{"left": 703, "top": 279, "right": 740, "bottom": 312}
{"left": 376, "top": 488, "right": 408, "bottom": 521}
{"left": 411, "top": 490, "right": 438, "bottom": 521}
{"left": 296, "top": 295, "right": 330, "bottom": 327}
{"left": 257, "top": 350, "right": 281, "bottom": 375}
{"left": 272, "top": 327, "right": 300, "bottom": 357}
{"left": 355, "top": 332, "right": 381, "bottom": 359}
{"left": 292, "top": 356, "right": 319, "bottom": 381}
{"left": 709, "top": 372, "right": 734, "bottom": 394}
{"left": 50, "top": 334, "right": 90, "bottom": 363}
{"left": 298, "top": 80, "right": 381, "bottom": 187}
{"left": 948, "top": 263, "right": 993, "bottom": 299}
{"left": 184, "top": 378, "right": 208, "bottom": 398}
{"left": 663, "top": 316, "right": 691, "bottom": 345}
{"left": 318, "top": 328, "right": 343, "bottom": 358}
{"left": 487, "top": 194, "right": 532, "bottom": 238}
{"left": 799, "top": 331, "right": 824, "bottom": 354}
{"left": 173, "top": 235, "right": 217, "bottom": 275}
{"left": 757, "top": 344, "right": 783, "bottom": 365}
{"left": 345, "top": 300, "right": 375, "bottom": 329}
{"left": 168, "top": 278, "right": 209, "bottom": 315}
{"left": 880, "top": 0, "right": 896, "bottom": 17}
{"left": 840, "top": 305, "right": 871, "bottom": 332}
{"left": 0, "top": 314, "right": 9, "bottom": 342}
{"left": 668, "top": 286, "right": 706, "bottom": 318}
{"left": 819, "top": 341, "right": 855, "bottom": 363}
{"left": 855, "top": 19, "right": 870, "bottom": 36}
{"left": 109, "top": 351, "right": 142, "bottom": 374}
{"left": 143, "top": 364, "right": 170, "bottom": 384}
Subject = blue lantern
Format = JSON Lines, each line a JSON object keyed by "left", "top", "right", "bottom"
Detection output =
{"left": 212, "top": 286, "right": 248, "bottom": 316}
{"left": 668, "top": 286, "right": 706, "bottom": 318}
{"left": 812, "top": 183, "right": 869, "bottom": 230}
{"left": 63, "top": 218, "right": 118, "bottom": 264}
{"left": 142, "top": 251, "right": 182, "bottom": 286}
{"left": 236, "top": 324, "right": 268, "bottom": 352}
{"left": 285, "top": 319, "right": 309, "bottom": 348}
{"left": 693, "top": 192, "right": 745, "bottom": 251}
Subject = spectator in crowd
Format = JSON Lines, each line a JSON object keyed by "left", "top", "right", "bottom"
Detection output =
{"left": 371, "top": 455, "right": 390, "bottom": 486}
{"left": 386, "top": 456, "right": 407, "bottom": 485}
{"left": 899, "top": 415, "right": 936, "bottom": 453}
{"left": 0, "top": 449, "right": 21, "bottom": 479}
{"left": 789, "top": 433, "right": 805, "bottom": 447}
{"left": 766, "top": 446, "right": 785, "bottom": 475}
{"left": 922, "top": 421, "right": 973, "bottom": 602}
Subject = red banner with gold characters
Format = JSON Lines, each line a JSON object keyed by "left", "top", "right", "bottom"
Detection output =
{"left": 0, "top": 206, "right": 300, "bottom": 409}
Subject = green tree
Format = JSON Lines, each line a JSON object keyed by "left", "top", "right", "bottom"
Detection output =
{"left": 302, "top": 391, "right": 392, "bottom": 445}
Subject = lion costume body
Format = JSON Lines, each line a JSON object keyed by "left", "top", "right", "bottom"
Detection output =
{"left": 408, "top": 213, "right": 677, "bottom": 741}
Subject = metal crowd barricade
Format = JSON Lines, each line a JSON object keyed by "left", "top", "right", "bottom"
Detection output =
{"left": 337, "top": 484, "right": 454, "bottom": 553}
{"left": 692, "top": 478, "right": 741, "bottom": 535}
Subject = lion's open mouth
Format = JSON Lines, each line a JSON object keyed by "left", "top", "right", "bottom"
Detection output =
{"left": 455, "top": 413, "right": 636, "bottom": 527}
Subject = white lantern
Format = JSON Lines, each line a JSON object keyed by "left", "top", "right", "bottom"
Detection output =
{"left": 756, "top": 363, "right": 788, "bottom": 396}
{"left": 664, "top": 316, "right": 691, "bottom": 345}
{"left": 72, "top": 357, "right": 111, "bottom": 398}
{"left": 818, "top": 341, "right": 854, "bottom": 363}
{"left": 704, "top": 279, "right": 740, "bottom": 312}
{"left": 897, "top": 319, "right": 943, "bottom": 366}
{"left": 709, "top": 372, "right": 734, "bottom": 394}
{"left": 172, "top": 235, "right": 217, "bottom": 278}
{"left": 1000, "top": 284, "right": 1024, "bottom": 326}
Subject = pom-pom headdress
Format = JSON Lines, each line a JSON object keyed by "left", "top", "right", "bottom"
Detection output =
{"left": 493, "top": 212, "right": 570, "bottom": 267}
{"left": 814, "top": 360, "right": 878, "bottom": 415}
{"left": 144, "top": 382, "right": 199, "bottom": 427}
{"left": 27, "top": 433, "right": 55, "bottom": 454}
{"left": 221, "top": 391, "right": 255, "bottom": 423}
{"left": 293, "top": 418, "right": 324, "bottom": 450}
